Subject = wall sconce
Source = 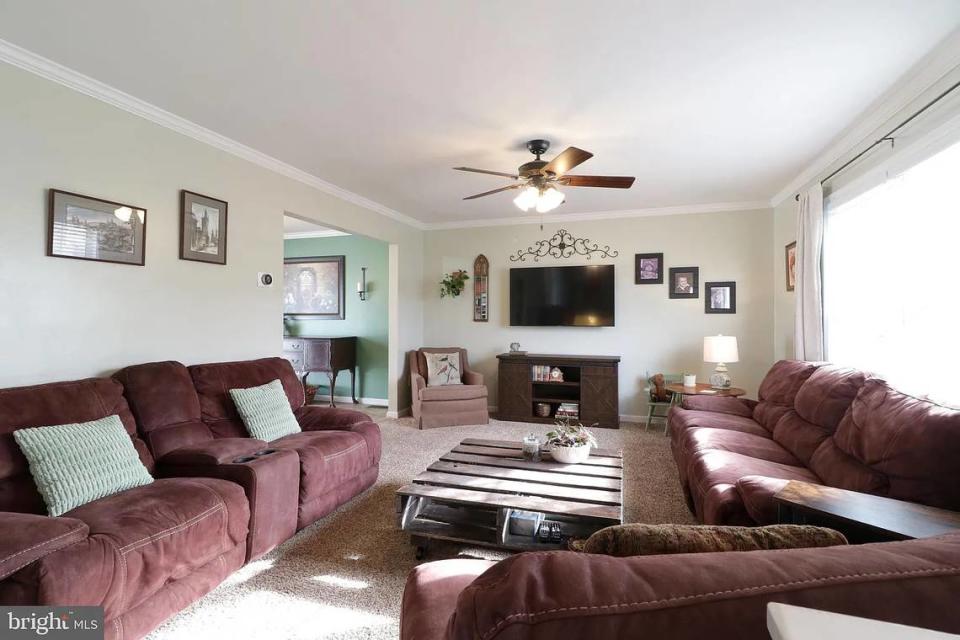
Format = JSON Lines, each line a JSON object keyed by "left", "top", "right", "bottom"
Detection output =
{"left": 357, "top": 267, "right": 368, "bottom": 301}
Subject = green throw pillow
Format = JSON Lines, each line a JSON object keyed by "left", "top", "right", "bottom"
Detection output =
{"left": 230, "top": 379, "right": 302, "bottom": 442}
{"left": 14, "top": 414, "right": 154, "bottom": 517}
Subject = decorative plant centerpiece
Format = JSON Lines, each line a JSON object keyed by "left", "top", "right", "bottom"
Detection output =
{"left": 545, "top": 418, "right": 598, "bottom": 464}
{"left": 440, "top": 269, "right": 470, "bottom": 298}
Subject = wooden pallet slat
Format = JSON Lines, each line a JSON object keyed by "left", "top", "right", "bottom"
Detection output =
{"left": 453, "top": 444, "right": 623, "bottom": 469}
{"left": 427, "top": 460, "right": 622, "bottom": 491}
{"left": 439, "top": 451, "right": 623, "bottom": 479}
{"left": 413, "top": 471, "right": 623, "bottom": 506}
{"left": 460, "top": 437, "right": 623, "bottom": 459}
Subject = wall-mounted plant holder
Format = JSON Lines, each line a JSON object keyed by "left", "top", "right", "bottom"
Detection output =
{"left": 473, "top": 254, "right": 489, "bottom": 322}
{"left": 440, "top": 270, "right": 469, "bottom": 298}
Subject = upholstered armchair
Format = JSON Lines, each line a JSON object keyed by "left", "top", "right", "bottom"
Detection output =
{"left": 408, "top": 347, "right": 489, "bottom": 429}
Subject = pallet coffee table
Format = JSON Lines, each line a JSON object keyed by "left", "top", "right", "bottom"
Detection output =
{"left": 396, "top": 438, "right": 623, "bottom": 558}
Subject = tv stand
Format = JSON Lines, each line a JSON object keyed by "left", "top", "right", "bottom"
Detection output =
{"left": 496, "top": 353, "right": 620, "bottom": 429}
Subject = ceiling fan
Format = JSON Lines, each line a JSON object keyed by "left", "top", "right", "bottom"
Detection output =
{"left": 454, "top": 139, "right": 635, "bottom": 213}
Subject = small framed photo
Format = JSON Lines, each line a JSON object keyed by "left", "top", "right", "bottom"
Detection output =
{"left": 283, "top": 255, "right": 346, "bottom": 319}
{"left": 180, "top": 190, "right": 228, "bottom": 265}
{"left": 668, "top": 267, "right": 699, "bottom": 299}
{"left": 705, "top": 281, "right": 736, "bottom": 314}
{"left": 634, "top": 252, "right": 664, "bottom": 284}
{"left": 47, "top": 189, "right": 147, "bottom": 266}
{"left": 785, "top": 241, "right": 797, "bottom": 292}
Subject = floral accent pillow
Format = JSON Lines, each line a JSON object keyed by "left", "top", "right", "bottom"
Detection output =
{"left": 425, "top": 352, "right": 463, "bottom": 386}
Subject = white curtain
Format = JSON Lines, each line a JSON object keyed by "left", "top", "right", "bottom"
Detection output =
{"left": 794, "top": 183, "right": 824, "bottom": 361}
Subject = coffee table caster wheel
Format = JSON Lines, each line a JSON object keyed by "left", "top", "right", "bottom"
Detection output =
{"left": 415, "top": 545, "right": 428, "bottom": 560}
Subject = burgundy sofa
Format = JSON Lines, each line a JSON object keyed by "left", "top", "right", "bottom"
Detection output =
{"left": 115, "top": 357, "right": 382, "bottom": 544}
{"left": 401, "top": 533, "right": 960, "bottom": 640}
{"left": 0, "top": 376, "right": 249, "bottom": 640}
{"left": 668, "top": 360, "right": 960, "bottom": 525}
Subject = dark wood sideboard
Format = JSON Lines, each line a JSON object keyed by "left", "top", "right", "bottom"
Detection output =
{"left": 497, "top": 353, "right": 620, "bottom": 429}
{"left": 282, "top": 336, "right": 358, "bottom": 407}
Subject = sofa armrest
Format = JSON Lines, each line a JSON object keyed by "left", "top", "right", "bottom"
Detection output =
{"left": 463, "top": 370, "right": 484, "bottom": 386}
{"left": 295, "top": 405, "right": 372, "bottom": 430}
{"left": 401, "top": 559, "right": 496, "bottom": 640}
{"left": 158, "top": 438, "right": 269, "bottom": 465}
{"left": 0, "top": 512, "right": 88, "bottom": 581}
{"left": 412, "top": 372, "right": 426, "bottom": 399}
{"left": 445, "top": 533, "right": 960, "bottom": 640}
{"left": 681, "top": 395, "right": 756, "bottom": 417}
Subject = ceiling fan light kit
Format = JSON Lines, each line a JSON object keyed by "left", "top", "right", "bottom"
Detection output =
{"left": 455, "top": 139, "right": 636, "bottom": 214}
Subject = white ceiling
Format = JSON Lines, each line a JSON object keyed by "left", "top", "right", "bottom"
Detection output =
{"left": 1, "top": 1, "right": 959, "bottom": 225}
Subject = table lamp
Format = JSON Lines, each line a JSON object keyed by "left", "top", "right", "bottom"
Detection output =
{"left": 704, "top": 335, "right": 739, "bottom": 389}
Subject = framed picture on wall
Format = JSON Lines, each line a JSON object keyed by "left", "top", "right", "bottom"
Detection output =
{"left": 47, "top": 189, "right": 147, "bottom": 266}
{"left": 705, "top": 281, "right": 737, "bottom": 314}
{"left": 180, "top": 190, "right": 228, "bottom": 265}
{"left": 785, "top": 241, "right": 797, "bottom": 291}
{"left": 634, "top": 252, "right": 664, "bottom": 284}
{"left": 283, "top": 255, "right": 346, "bottom": 318}
{"left": 668, "top": 266, "right": 699, "bottom": 299}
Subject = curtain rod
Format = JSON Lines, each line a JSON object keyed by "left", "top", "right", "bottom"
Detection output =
{"left": 794, "top": 77, "right": 960, "bottom": 201}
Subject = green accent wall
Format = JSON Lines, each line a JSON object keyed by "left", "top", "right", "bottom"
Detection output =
{"left": 284, "top": 235, "right": 389, "bottom": 400}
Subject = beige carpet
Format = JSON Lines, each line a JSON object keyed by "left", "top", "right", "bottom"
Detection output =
{"left": 147, "top": 418, "right": 694, "bottom": 639}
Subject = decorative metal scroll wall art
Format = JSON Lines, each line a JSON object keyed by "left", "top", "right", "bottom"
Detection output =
{"left": 509, "top": 229, "right": 619, "bottom": 262}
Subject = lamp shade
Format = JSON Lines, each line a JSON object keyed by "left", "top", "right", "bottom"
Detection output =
{"left": 704, "top": 335, "right": 739, "bottom": 363}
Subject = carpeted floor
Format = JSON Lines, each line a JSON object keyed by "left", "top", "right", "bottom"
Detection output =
{"left": 147, "top": 417, "right": 693, "bottom": 639}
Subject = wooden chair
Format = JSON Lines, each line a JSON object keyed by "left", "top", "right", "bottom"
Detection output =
{"left": 645, "top": 373, "right": 681, "bottom": 435}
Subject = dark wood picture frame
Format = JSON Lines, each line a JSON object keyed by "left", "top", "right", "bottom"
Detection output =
{"left": 47, "top": 189, "right": 147, "bottom": 266}
{"left": 634, "top": 252, "right": 664, "bottom": 284}
{"left": 668, "top": 266, "right": 699, "bottom": 299}
{"left": 705, "top": 281, "right": 737, "bottom": 314}
{"left": 180, "top": 190, "right": 228, "bottom": 265}
{"left": 283, "top": 255, "right": 346, "bottom": 319}
{"left": 785, "top": 241, "right": 797, "bottom": 292}
{"left": 473, "top": 254, "right": 489, "bottom": 322}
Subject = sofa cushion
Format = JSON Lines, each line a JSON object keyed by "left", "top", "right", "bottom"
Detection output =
{"left": 271, "top": 430, "right": 371, "bottom": 499}
{"left": 114, "top": 361, "right": 213, "bottom": 459}
{"left": 669, "top": 408, "right": 769, "bottom": 439}
{"left": 753, "top": 360, "right": 821, "bottom": 431}
{"left": 577, "top": 523, "right": 847, "bottom": 556}
{"left": 65, "top": 477, "right": 248, "bottom": 613}
{"left": 0, "top": 377, "right": 152, "bottom": 514}
{"left": 815, "top": 379, "right": 960, "bottom": 510}
{"left": 14, "top": 415, "right": 154, "bottom": 516}
{"left": 735, "top": 475, "right": 792, "bottom": 524}
{"left": 687, "top": 450, "right": 820, "bottom": 524}
{"left": 678, "top": 428, "right": 799, "bottom": 466}
{"left": 421, "top": 385, "right": 488, "bottom": 402}
{"left": 230, "top": 379, "right": 302, "bottom": 442}
{"left": 189, "top": 358, "right": 305, "bottom": 439}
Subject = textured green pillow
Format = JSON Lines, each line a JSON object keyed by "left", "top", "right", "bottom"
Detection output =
{"left": 230, "top": 379, "right": 302, "bottom": 441}
{"left": 14, "top": 415, "right": 154, "bottom": 517}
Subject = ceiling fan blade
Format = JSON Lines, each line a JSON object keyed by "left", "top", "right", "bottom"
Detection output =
{"left": 453, "top": 167, "right": 520, "bottom": 179}
{"left": 543, "top": 147, "right": 593, "bottom": 176}
{"left": 561, "top": 175, "right": 636, "bottom": 188}
{"left": 463, "top": 184, "right": 522, "bottom": 200}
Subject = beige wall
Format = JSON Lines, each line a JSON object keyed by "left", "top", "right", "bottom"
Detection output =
{"left": 772, "top": 198, "right": 796, "bottom": 360}
{"left": 0, "top": 63, "right": 423, "bottom": 412}
{"left": 422, "top": 209, "right": 775, "bottom": 418}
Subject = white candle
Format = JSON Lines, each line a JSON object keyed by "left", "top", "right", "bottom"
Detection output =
{"left": 357, "top": 281, "right": 363, "bottom": 292}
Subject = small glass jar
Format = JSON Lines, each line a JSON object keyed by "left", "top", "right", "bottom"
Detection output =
{"left": 522, "top": 434, "right": 541, "bottom": 462}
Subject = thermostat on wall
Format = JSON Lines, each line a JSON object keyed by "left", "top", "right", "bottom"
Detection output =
{"left": 257, "top": 272, "right": 274, "bottom": 288}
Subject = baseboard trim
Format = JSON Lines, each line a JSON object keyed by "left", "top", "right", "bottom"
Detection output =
{"left": 310, "top": 395, "right": 388, "bottom": 407}
{"left": 386, "top": 407, "right": 411, "bottom": 419}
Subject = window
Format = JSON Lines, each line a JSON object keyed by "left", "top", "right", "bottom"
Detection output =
{"left": 823, "top": 138, "right": 960, "bottom": 404}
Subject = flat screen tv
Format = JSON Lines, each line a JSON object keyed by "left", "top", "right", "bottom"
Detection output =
{"left": 510, "top": 264, "right": 615, "bottom": 327}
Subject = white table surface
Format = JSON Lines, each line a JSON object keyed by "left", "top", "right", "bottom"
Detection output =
{"left": 768, "top": 603, "right": 959, "bottom": 639}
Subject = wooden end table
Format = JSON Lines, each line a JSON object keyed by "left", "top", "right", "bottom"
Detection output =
{"left": 665, "top": 382, "right": 747, "bottom": 406}
{"left": 774, "top": 480, "right": 960, "bottom": 543}
{"left": 396, "top": 438, "right": 623, "bottom": 559}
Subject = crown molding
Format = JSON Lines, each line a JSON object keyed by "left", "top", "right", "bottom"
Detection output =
{"left": 0, "top": 38, "right": 427, "bottom": 231}
{"left": 421, "top": 200, "right": 771, "bottom": 230}
{"left": 771, "top": 29, "right": 960, "bottom": 206}
{"left": 283, "top": 229, "right": 351, "bottom": 239}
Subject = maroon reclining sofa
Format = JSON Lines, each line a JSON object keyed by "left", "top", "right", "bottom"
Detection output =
{"left": 0, "top": 356, "right": 382, "bottom": 640}
{"left": 668, "top": 360, "right": 960, "bottom": 525}
{"left": 114, "top": 357, "right": 383, "bottom": 556}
